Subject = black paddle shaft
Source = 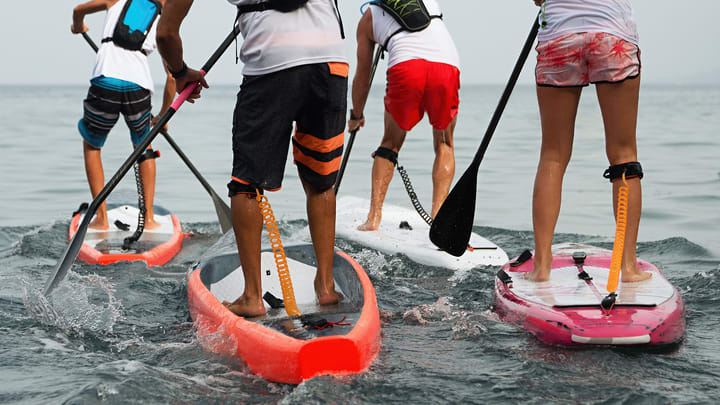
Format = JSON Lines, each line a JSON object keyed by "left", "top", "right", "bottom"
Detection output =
{"left": 334, "top": 46, "right": 383, "bottom": 195}
{"left": 159, "top": 128, "right": 233, "bottom": 233}
{"left": 429, "top": 16, "right": 540, "bottom": 257}
{"left": 44, "top": 25, "right": 241, "bottom": 296}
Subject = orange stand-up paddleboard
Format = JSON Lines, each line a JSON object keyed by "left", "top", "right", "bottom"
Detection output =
{"left": 187, "top": 243, "right": 381, "bottom": 384}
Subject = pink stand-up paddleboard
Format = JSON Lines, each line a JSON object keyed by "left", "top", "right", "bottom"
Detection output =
{"left": 494, "top": 243, "right": 685, "bottom": 346}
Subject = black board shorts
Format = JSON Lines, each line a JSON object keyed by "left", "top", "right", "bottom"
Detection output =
{"left": 228, "top": 62, "right": 348, "bottom": 195}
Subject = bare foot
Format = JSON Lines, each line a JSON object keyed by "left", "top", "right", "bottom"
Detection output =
{"left": 144, "top": 218, "right": 161, "bottom": 230}
{"left": 524, "top": 269, "right": 551, "bottom": 282}
{"left": 358, "top": 210, "right": 382, "bottom": 232}
{"left": 222, "top": 294, "right": 266, "bottom": 317}
{"left": 88, "top": 216, "right": 109, "bottom": 230}
{"left": 621, "top": 268, "right": 652, "bottom": 283}
{"left": 314, "top": 277, "right": 341, "bottom": 306}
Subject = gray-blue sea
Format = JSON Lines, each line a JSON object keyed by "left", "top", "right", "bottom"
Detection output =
{"left": 1, "top": 83, "right": 719, "bottom": 404}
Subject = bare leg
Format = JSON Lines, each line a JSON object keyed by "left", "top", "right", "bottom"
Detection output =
{"left": 430, "top": 116, "right": 457, "bottom": 218}
{"left": 358, "top": 110, "right": 408, "bottom": 231}
{"left": 303, "top": 180, "right": 341, "bottom": 305}
{"left": 596, "top": 76, "right": 651, "bottom": 282}
{"left": 83, "top": 140, "right": 108, "bottom": 230}
{"left": 223, "top": 194, "right": 266, "bottom": 317}
{"left": 138, "top": 144, "right": 160, "bottom": 229}
{"left": 526, "top": 86, "right": 582, "bottom": 282}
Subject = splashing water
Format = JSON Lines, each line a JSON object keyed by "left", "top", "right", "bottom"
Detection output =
{"left": 23, "top": 271, "right": 123, "bottom": 335}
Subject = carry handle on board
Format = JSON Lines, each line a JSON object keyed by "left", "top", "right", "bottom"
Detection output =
{"left": 44, "top": 24, "right": 242, "bottom": 296}
{"left": 81, "top": 31, "right": 232, "bottom": 234}
{"left": 334, "top": 45, "right": 383, "bottom": 195}
{"left": 429, "top": 14, "right": 540, "bottom": 257}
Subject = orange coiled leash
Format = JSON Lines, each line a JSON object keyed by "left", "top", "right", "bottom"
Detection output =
{"left": 256, "top": 191, "right": 301, "bottom": 317}
{"left": 602, "top": 173, "right": 629, "bottom": 314}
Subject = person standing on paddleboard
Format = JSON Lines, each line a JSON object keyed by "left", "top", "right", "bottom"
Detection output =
{"left": 157, "top": 0, "right": 347, "bottom": 317}
{"left": 71, "top": 0, "right": 175, "bottom": 231}
{"left": 525, "top": 0, "right": 651, "bottom": 283}
{"left": 348, "top": 0, "right": 460, "bottom": 231}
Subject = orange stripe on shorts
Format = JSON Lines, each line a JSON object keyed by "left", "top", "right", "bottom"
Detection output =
{"left": 294, "top": 131, "right": 344, "bottom": 154}
{"left": 293, "top": 145, "right": 342, "bottom": 176}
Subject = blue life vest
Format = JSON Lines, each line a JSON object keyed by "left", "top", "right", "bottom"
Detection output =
{"left": 103, "top": 0, "right": 162, "bottom": 53}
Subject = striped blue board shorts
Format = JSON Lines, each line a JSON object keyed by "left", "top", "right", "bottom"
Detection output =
{"left": 78, "top": 76, "right": 152, "bottom": 148}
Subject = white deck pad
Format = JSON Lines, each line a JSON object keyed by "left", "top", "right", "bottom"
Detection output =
{"left": 79, "top": 205, "right": 175, "bottom": 250}
{"left": 209, "top": 252, "right": 345, "bottom": 311}
{"left": 336, "top": 196, "right": 508, "bottom": 270}
{"left": 509, "top": 245, "right": 675, "bottom": 307}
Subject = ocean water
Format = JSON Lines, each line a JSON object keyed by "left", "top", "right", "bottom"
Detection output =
{"left": 1, "top": 84, "right": 719, "bottom": 403}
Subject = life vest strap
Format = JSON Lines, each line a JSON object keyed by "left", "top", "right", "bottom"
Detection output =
{"left": 101, "top": 37, "right": 149, "bottom": 56}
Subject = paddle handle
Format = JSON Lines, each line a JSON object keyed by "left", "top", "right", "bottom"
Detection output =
{"left": 334, "top": 46, "right": 383, "bottom": 195}
{"left": 44, "top": 25, "right": 241, "bottom": 296}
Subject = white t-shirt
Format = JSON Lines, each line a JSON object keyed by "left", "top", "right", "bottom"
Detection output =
{"left": 370, "top": 0, "right": 459, "bottom": 69}
{"left": 229, "top": 0, "right": 347, "bottom": 76}
{"left": 91, "top": 0, "right": 158, "bottom": 92}
{"left": 538, "top": 0, "right": 639, "bottom": 45}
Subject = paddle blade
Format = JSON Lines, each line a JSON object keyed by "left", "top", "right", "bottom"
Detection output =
{"left": 429, "top": 163, "right": 479, "bottom": 257}
{"left": 44, "top": 221, "right": 89, "bottom": 295}
{"left": 213, "top": 196, "right": 233, "bottom": 234}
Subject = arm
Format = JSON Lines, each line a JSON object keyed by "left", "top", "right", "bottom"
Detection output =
{"left": 71, "top": 0, "right": 111, "bottom": 33}
{"left": 152, "top": 62, "right": 177, "bottom": 128}
{"left": 348, "top": 10, "right": 375, "bottom": 132}
{"left": 157, "top": 0, "right": 207, "bottom": 102}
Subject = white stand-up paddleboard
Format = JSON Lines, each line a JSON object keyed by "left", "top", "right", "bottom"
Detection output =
{"left": 336, "top": 196, "right": 508, "bottom": 270}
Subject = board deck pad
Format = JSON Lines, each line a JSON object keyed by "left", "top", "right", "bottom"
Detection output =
{"left": 198, "top": 245, "right": 365, "bottom": 340}
{"left": 509, "top": 265, "right": 674, "bottom": 307}
{"left": 336, "top": 196, "right": 508, "bottom": 269}
{"left": 78, "top": 205, "right": 175, "bottom": 253}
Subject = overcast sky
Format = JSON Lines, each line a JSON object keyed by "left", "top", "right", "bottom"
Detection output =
{"left": 2, "top": 1, "right": 719, "bottom": 86}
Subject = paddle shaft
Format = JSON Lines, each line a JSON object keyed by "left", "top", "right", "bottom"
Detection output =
{"left": 469, "top": 18, "right": 539, "bottom": 170}
{"left": 429, "top": 15, "right": 539, "bottom": 256}
{"left": 81, "top": 32, "right": 232, "bottom": 233}
{"left": 333, "top": 46, "right": 383, "bottom": 195}
{"left": 158, "top": 128, "right": 232, "bottom": 233}
{"left": 45, "top": 26, "right": 240, "bottom": 296}
{"left": 82, "top": 31, "right": 98, "bottom": 52}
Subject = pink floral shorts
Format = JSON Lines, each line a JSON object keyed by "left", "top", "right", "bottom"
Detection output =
{"left": 535, "top": 32, "right": 641, "bottom": 87}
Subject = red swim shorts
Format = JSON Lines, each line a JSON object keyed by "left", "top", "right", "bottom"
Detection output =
{"left": 536, "top": 32, "right": 641, "bottom": 87}
{"left": 384, "top": 59, "right": 460, "bottom": 131}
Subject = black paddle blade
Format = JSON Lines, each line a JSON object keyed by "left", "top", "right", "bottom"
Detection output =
{"left": 213, "top": 196, "right": 233, "bottom": 234}
{"left": 429, "top": 163, "right": 479, "bottom": 256}
{"left": 44, "top": 217, "right": 90, "bottom": 295}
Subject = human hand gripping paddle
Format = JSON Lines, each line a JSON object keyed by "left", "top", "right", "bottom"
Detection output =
{"left": 44, "top": 25, "right": 241, "bottom": 296}
{"left": 80, "top": 32, "right": 232, "bottom": 233}
{"left": 429, "top": 16, "right": 540, "bottom": 257}
{"left": 334, "top": 45, "right": 383, "bottom": 195}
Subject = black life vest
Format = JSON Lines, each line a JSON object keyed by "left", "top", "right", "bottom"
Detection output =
{"left": 235, "top": 0, "right": 345, "bottom": 39}
{"left": 375, "top": 0, "right": 442, "bottom": 51}
{"left": 102, "top": 0, "right": 162, "bottom": 54}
